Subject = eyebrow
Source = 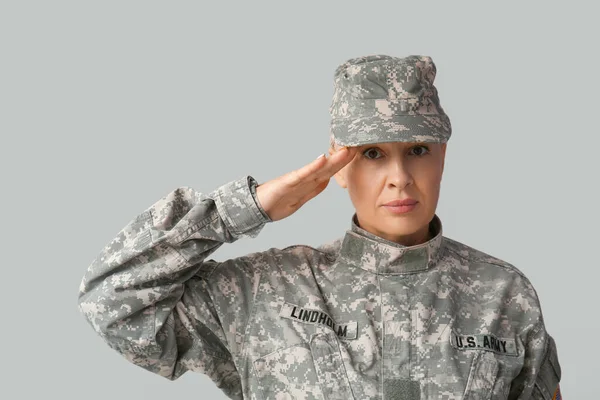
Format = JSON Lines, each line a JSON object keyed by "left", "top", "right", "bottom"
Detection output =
{"left": 360, "top": 142, "right": 429, "bottom": 149}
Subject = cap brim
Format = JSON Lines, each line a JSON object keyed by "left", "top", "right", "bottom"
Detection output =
{"left": 331, "top": 114, "right": 451, "bottom": 147}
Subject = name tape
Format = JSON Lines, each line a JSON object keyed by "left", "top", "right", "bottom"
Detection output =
{"left": 279, "top": 301, "right": 358, "bottom": 340}
{"left": 450, "top": 330, "right": 518, "bottom": 356}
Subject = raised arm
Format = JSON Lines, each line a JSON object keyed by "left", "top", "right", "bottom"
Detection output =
{"left": 77, "top": 147, "right": 358, "bottom": 398}
{"left": 77, "top": 176, "right": 271, "bottom": 395}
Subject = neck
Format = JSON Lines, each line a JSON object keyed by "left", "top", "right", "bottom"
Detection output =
{"left": 355, "top": 216, "right": 432, "bottom": 247}
{"left": 340, "top": 213, "right": 444, "bottom": 275}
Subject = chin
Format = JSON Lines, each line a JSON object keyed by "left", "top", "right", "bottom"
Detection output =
{"left": 378, "top": 208, "right": 428, "bottom": 232}
{"left": 379, "top": 220, "right": 421, "bottom": 236}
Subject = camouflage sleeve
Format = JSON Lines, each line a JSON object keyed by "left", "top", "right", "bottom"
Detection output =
{"left": 509, "top": 322, "right": 562, "bottom": 400}
{"left": 77, "top": 175, "right": 272, "bottom": 394}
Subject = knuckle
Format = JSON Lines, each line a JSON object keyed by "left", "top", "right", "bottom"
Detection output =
{"left": 286, "top": 170, "right": 300, "bottom": 184}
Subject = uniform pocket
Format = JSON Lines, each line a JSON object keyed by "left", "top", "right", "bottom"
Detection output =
{"left": 309, "top": 331, "right": 355, "bottom": 400}
{"left": 252, "top": 332, "right": 355, "bottom": 400}
{"left": 253, "top": 344, "right": 324, "bottom": 400}
{"left": 463, "top": 351, "right": 500, "bottom": 400}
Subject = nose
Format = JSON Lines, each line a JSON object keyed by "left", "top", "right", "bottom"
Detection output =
{"left": 386, "top": 158, "right": 414, "bottom": 190}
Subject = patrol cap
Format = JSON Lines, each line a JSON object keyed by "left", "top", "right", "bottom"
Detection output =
{"left": 329, "top": 54, "right": 452, "bottom": 148}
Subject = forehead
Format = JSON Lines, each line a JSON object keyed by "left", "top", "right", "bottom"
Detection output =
{"left": 356, "top": 141, "right": 433, "bottom": 149}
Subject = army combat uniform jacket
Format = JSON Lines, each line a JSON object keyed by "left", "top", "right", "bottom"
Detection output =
{"left": 77, "top": 175, "right": 562, "bottom": 400}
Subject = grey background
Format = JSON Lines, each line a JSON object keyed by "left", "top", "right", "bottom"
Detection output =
{"left": 1, "top": 1, "right": 597, "bottom": 398}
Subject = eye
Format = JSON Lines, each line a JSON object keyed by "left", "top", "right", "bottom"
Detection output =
{"left": 409, "top": 144, "right": 431, "bottom": 157}
{"left": 362, "top": 145, "right": 431, "bottom": 159}
{"left": 362, "top": 147, "right": 383, "bottom": 159}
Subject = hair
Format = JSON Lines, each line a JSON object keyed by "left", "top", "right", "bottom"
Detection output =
{"left": 329, "top": 133, "right": 339, "bottom": 152}
{"left": 329, "top": 136, "right": 444, "bottom": 151}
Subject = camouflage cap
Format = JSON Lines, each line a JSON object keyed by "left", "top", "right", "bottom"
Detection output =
{"left": 329, "top": 54, "right": 452, "bottom": 148}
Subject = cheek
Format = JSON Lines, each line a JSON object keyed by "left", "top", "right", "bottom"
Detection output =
{"left": 413, "top": 170, "right": 442, "bottom": 205}
{"left": 346, "top": 170, "right": 381, "bottom": 206}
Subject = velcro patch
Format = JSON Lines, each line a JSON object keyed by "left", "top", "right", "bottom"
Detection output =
{"left": 450, "top": 330, "right": 518, "bottom": 356}
{"left": 279, "top": 301, "right": 357, "bottom": 340}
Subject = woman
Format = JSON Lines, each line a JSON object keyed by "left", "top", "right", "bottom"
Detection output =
{"left": 77, "top": 55, "right": 562, "bottom": 399}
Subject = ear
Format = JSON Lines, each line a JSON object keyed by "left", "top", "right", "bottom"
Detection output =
{"left": 441, "top": 143, "right": 447, "bottom": 174}
{"left": 333, "top": 171, "right": 347, "bottom": 188}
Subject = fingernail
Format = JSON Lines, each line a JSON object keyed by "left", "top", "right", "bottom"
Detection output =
{"left": 316, "top": 153, "right": 326, "bottom": 159}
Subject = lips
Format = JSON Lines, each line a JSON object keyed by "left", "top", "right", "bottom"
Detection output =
{"left": 383, "top": 199, "right": 417, "bottom": 207}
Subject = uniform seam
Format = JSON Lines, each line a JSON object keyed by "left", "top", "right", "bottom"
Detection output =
{"left": 198, "top": 259, "right": 239, "bottom": 363}
{"left": 378, "top": 273, "right": 383, "bottom": 400}
{"left": 202, "top": 258, "right": 223, "bottom": 282}
{"left": 444, "top": 245, "right": 538, "bottom": 291}
{"left": 248, "top": 176, "right": 273, "bottom": 223}
{"left": 280, "top": 243, "right": 339, "bottom": 261}
{"left": 463, "top": 351, "right": 482, "bottom": 397}
{"left": 334, "top": 337, "right": 357, "bottom": 399}
{"left": 213, "top": 184, "right": 244, "bottom": 237}
{"left": 445, "top": 244, "right": 546, "bottom": 342}
{"left": 533, "top": 381, "right": 551, "bottom": 400}
{"left": 171, "top": 212, "right": 221, "bottom": 245}
{"left": 214, "top": 176, "right": 268, "bottom": 237}
{"left": 257, "top": 342, "right": 310, "bottom": 363}
{"left": 244, "top": 176, "right": 271, "bottom": 230}
{"left": 537, "top": 328, "right": 552, "bottom": 399}
{"left": 239, "top": 257, "right": 262, "bottom": 367}
{"left": 444, "top": 245, "right": 520, "bottom": 277}
{"left": 153, "top": 241, "right": 234, "bottom": 362}
{"left": 291, "top": 244, "right": 356, "bottom": 398}
{"left": 304, "top": 252, "right": 329, "bottom": 306}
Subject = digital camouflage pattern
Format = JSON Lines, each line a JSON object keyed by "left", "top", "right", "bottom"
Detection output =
{"left": 329, "top": 54, "right": 452, "bottom": 149}
{"left": 77, "top": 175, "right": 562, "bottom": 399}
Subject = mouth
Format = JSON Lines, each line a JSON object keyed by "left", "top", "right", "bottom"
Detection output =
{"left": 382, "top": 201, "right": 419, "bottom": 214}
{"left": 382, "top": 199, "right": 418, "bottom": 207}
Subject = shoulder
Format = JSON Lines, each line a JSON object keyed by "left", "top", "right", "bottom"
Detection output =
{"left": 442, "top": 235, "right": 542, "bottom": 304}
{"left": 442, "top": 235, "right": 551, "bottom": 335}
{"left": 209, "top": 238, "right": 341, "bottom": 277}
{"left": 443, "top": 235, "right": 532, "bottom": 281}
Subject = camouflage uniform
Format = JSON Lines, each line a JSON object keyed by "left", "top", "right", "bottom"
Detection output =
{"left": 77, "top": 55, "right": 562, "bottom": 399}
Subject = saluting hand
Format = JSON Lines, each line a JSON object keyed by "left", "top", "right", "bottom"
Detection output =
{"left": 256, "top": 146, "right": 359, "bottom": 222}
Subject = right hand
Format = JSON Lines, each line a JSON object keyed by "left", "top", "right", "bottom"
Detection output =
{"left": 256, "top": 146, "right": 359, "bottom": 222}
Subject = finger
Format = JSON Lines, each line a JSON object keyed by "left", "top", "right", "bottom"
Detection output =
{"left": 318, "top": 147, "right": 358, "bottom": 178}
{"left": 286, "top": 147, "right": 357, "bottom": 186}
{"left": 285, "top": 153, "right": 329, "bottom": 186}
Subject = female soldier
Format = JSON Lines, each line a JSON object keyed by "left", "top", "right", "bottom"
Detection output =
{"left": 77, "top": 54, "right": 562, "bottom": 399}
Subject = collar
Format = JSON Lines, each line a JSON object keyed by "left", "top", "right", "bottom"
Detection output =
{"left": 338, "top": 213, "right": 444, "bottom": 275}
